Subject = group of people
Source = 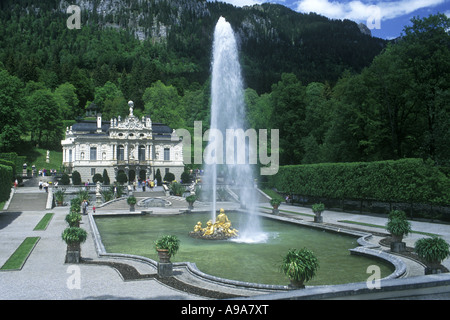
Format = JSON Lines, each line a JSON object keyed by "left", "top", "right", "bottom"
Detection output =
{"left": 38, "top": 180, "right": 50, "bottom": 192}
{"left": 38, "top": 169, "right": 58, "bottom": 176}
{"left": 134, "top": 178, "right": 157, "bottom": 192}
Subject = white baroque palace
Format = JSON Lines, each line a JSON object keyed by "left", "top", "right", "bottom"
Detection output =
{"left": 61, "top": 101, "right": 184, "bottom": 183}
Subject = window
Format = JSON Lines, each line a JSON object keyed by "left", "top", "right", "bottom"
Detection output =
{"left": 90, "top": 147, "right": 97, "bottom": 161}
{"left": 117, "top": 145, "right": 124, "bottom": 160}
{"left": 138, "top": 145, "right": 146, "bottom": 161}
{"left": 91, "top": 168, "right": 96, "bottom": 176}
{"left": 69, "top": 150, "right": 72, "bottom": 162}
{"left": 164, "top": 148, "right": 170, "bottom": 161}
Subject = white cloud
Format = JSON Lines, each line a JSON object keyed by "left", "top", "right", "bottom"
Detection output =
{"left": 294, "top": 0, "right": 446, "bottom": 22}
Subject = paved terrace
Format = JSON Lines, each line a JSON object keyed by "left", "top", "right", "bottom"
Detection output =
{"left": 1, "top": 180, "right": 450, "bottom": 300}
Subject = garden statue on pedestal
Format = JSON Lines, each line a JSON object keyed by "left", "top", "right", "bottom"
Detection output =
{"left": 96, "top": 181, "right": 102, "bottom": 205}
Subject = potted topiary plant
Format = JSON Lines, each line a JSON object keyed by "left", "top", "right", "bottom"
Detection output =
{"left": 154, "top": 235, "right": 180, "bottom": 263}
{"left": 386, "top": 210, "right": 411, "bottom": 252}
{"left": 186, "top": 194, "right": 197, "bottom": 210}
{"left": 280, "top": 248, "right": 319, "bottom": 288}
{"left": 62, "top": 227, "right": 87, "bottom": 263}
{"left": 169, "top": 181, "right": 184, "bottom": 196}
{"left": 415, "top": 236, "right": 450, "bottom": 274}
{"left": 65, "top": 212, "right": 82, "bottom": 227}
{"left": 54, "top": 189, "right": 66, "bottom": 206}
{"left": 127, "top": 196, "right": 137, "bottom": 212}
{"left": 312, "top": 203, "right": 325, "bottom": 223}
{"left": 270, "top": 198, "right": 282, "bottom": 214}
{"left": 154, "top": 235, "right": 180, "bottom": 277}
{"left": 70, "top": 197, "right": 81, "bottom": 213}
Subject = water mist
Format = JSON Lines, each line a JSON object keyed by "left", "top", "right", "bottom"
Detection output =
{"left": 204, "top": 16, "right": 267, "bottom": 243}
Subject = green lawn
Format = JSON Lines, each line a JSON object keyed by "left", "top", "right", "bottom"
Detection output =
{"left": 28, "top": 148, "right": 63, "bottom": 171}
{"left": 33, "top": 213, "right": 54, "bottom": 231}
{"left": 1, "top": 237, "right": 40, "bottom": 270}
{"left": 261, "top": 188, "right": 284, "bottom": 201}
{"left": 260, "top": 206, "right": 314, "bottom": 217}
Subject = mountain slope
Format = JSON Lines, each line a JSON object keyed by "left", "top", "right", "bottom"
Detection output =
{"left": 0, "top": 0, "right": 386, "bottom": 96}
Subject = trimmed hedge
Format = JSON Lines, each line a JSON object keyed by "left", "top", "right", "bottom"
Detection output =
{"left": 268, "top": 159, "right": 450, "bottom": 206}
{"left": 0, "top": 164, "right": 13, "bottom": 202}
{"left": 0, "top": 159, "right": 15, "bottom": 180}
{"left": 0, "top": 152, "right": 25, "bottom": 175}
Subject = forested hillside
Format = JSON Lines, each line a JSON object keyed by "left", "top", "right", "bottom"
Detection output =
{"left": 0, "top": 1, "right": 448, "bottom": 168}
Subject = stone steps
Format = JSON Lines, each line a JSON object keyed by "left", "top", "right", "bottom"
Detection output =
{"left": 7, "top": 192, "right": 48, "bottom": 211}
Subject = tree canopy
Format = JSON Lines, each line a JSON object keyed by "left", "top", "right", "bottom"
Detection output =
{"left": 0, "top": 0, "right": 447, "bottom": 170}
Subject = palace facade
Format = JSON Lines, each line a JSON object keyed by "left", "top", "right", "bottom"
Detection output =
{"left": 61, "top": 101, "right": 184, "bottom": 184}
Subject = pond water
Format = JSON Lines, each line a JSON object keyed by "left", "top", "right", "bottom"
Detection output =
{"left": 94, "top": 212, "right": 394, "bottom": 286}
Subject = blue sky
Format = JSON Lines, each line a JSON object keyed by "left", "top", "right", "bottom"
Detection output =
{"left": 214, "top": 0, "right": 450, "bottom": 39}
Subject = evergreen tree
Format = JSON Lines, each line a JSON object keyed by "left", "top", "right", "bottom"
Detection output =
{"left": 155, "top": 169, "right": 162, "bottom": 186}
{"left": 102, "top": 169, "right": 110, "bottom": 186}
{"left": 72, "top": 171, "right": 81, "bottom": 185}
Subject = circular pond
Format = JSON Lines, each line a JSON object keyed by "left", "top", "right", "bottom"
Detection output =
{"left": 94, "top": 212, "right": 394, "bottom": 286}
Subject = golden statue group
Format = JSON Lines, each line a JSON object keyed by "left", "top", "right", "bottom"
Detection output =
{"left": 189, "top": 208, "right": 239, "bottom": 240}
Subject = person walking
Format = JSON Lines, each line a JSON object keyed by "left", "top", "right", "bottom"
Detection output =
{"left": 82, "top": 200, "right": 87, "bottom": 215}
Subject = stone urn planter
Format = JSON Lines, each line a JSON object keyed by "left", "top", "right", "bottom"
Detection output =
{"left": 270, "top": 198, "right": 281, "bottom": 215}
{"left": 280, "top": 248, "right": 319, "bottom": 289}
{"left": 127, "top": 196, "right": 137, "bottom": 212}
{"left": 154, "top": 235, "right": 180, "bottom": 277}
{"left": 390, "top": 234, "right": 406, "bottom": 252}
{"left": 312, "top": 203, "right": 325, "bottom": 223}
{"left": 415, "top": 236, "right": 450, "bottom": 275}
{"left": 65, "top": 212, "right": 82, "bottom": 228}
{"left": 386, "top": 210, "right": 411, "bottom": 253}
{"left": 62, "top": 227, "right": 87, "bottom": 263}
{"left": 156, "top": 249, "right": 171, "bottom": 263}
{"left": 186, "top": 194, "right": 197, "bottom": 211}
{"left": 54, "top": 189, "right": 65, "bottom": 207}
{"left": 66, "top": 243, "right": 81, "bottom": 263}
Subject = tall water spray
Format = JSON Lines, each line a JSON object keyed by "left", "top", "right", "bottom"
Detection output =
{"left": 204, "top": 16, "right": 266, "bottom": 243}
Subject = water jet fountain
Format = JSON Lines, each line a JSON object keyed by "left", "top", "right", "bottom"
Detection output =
{"left": 199, "top": 16, "right": 266, "bottom": 243}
